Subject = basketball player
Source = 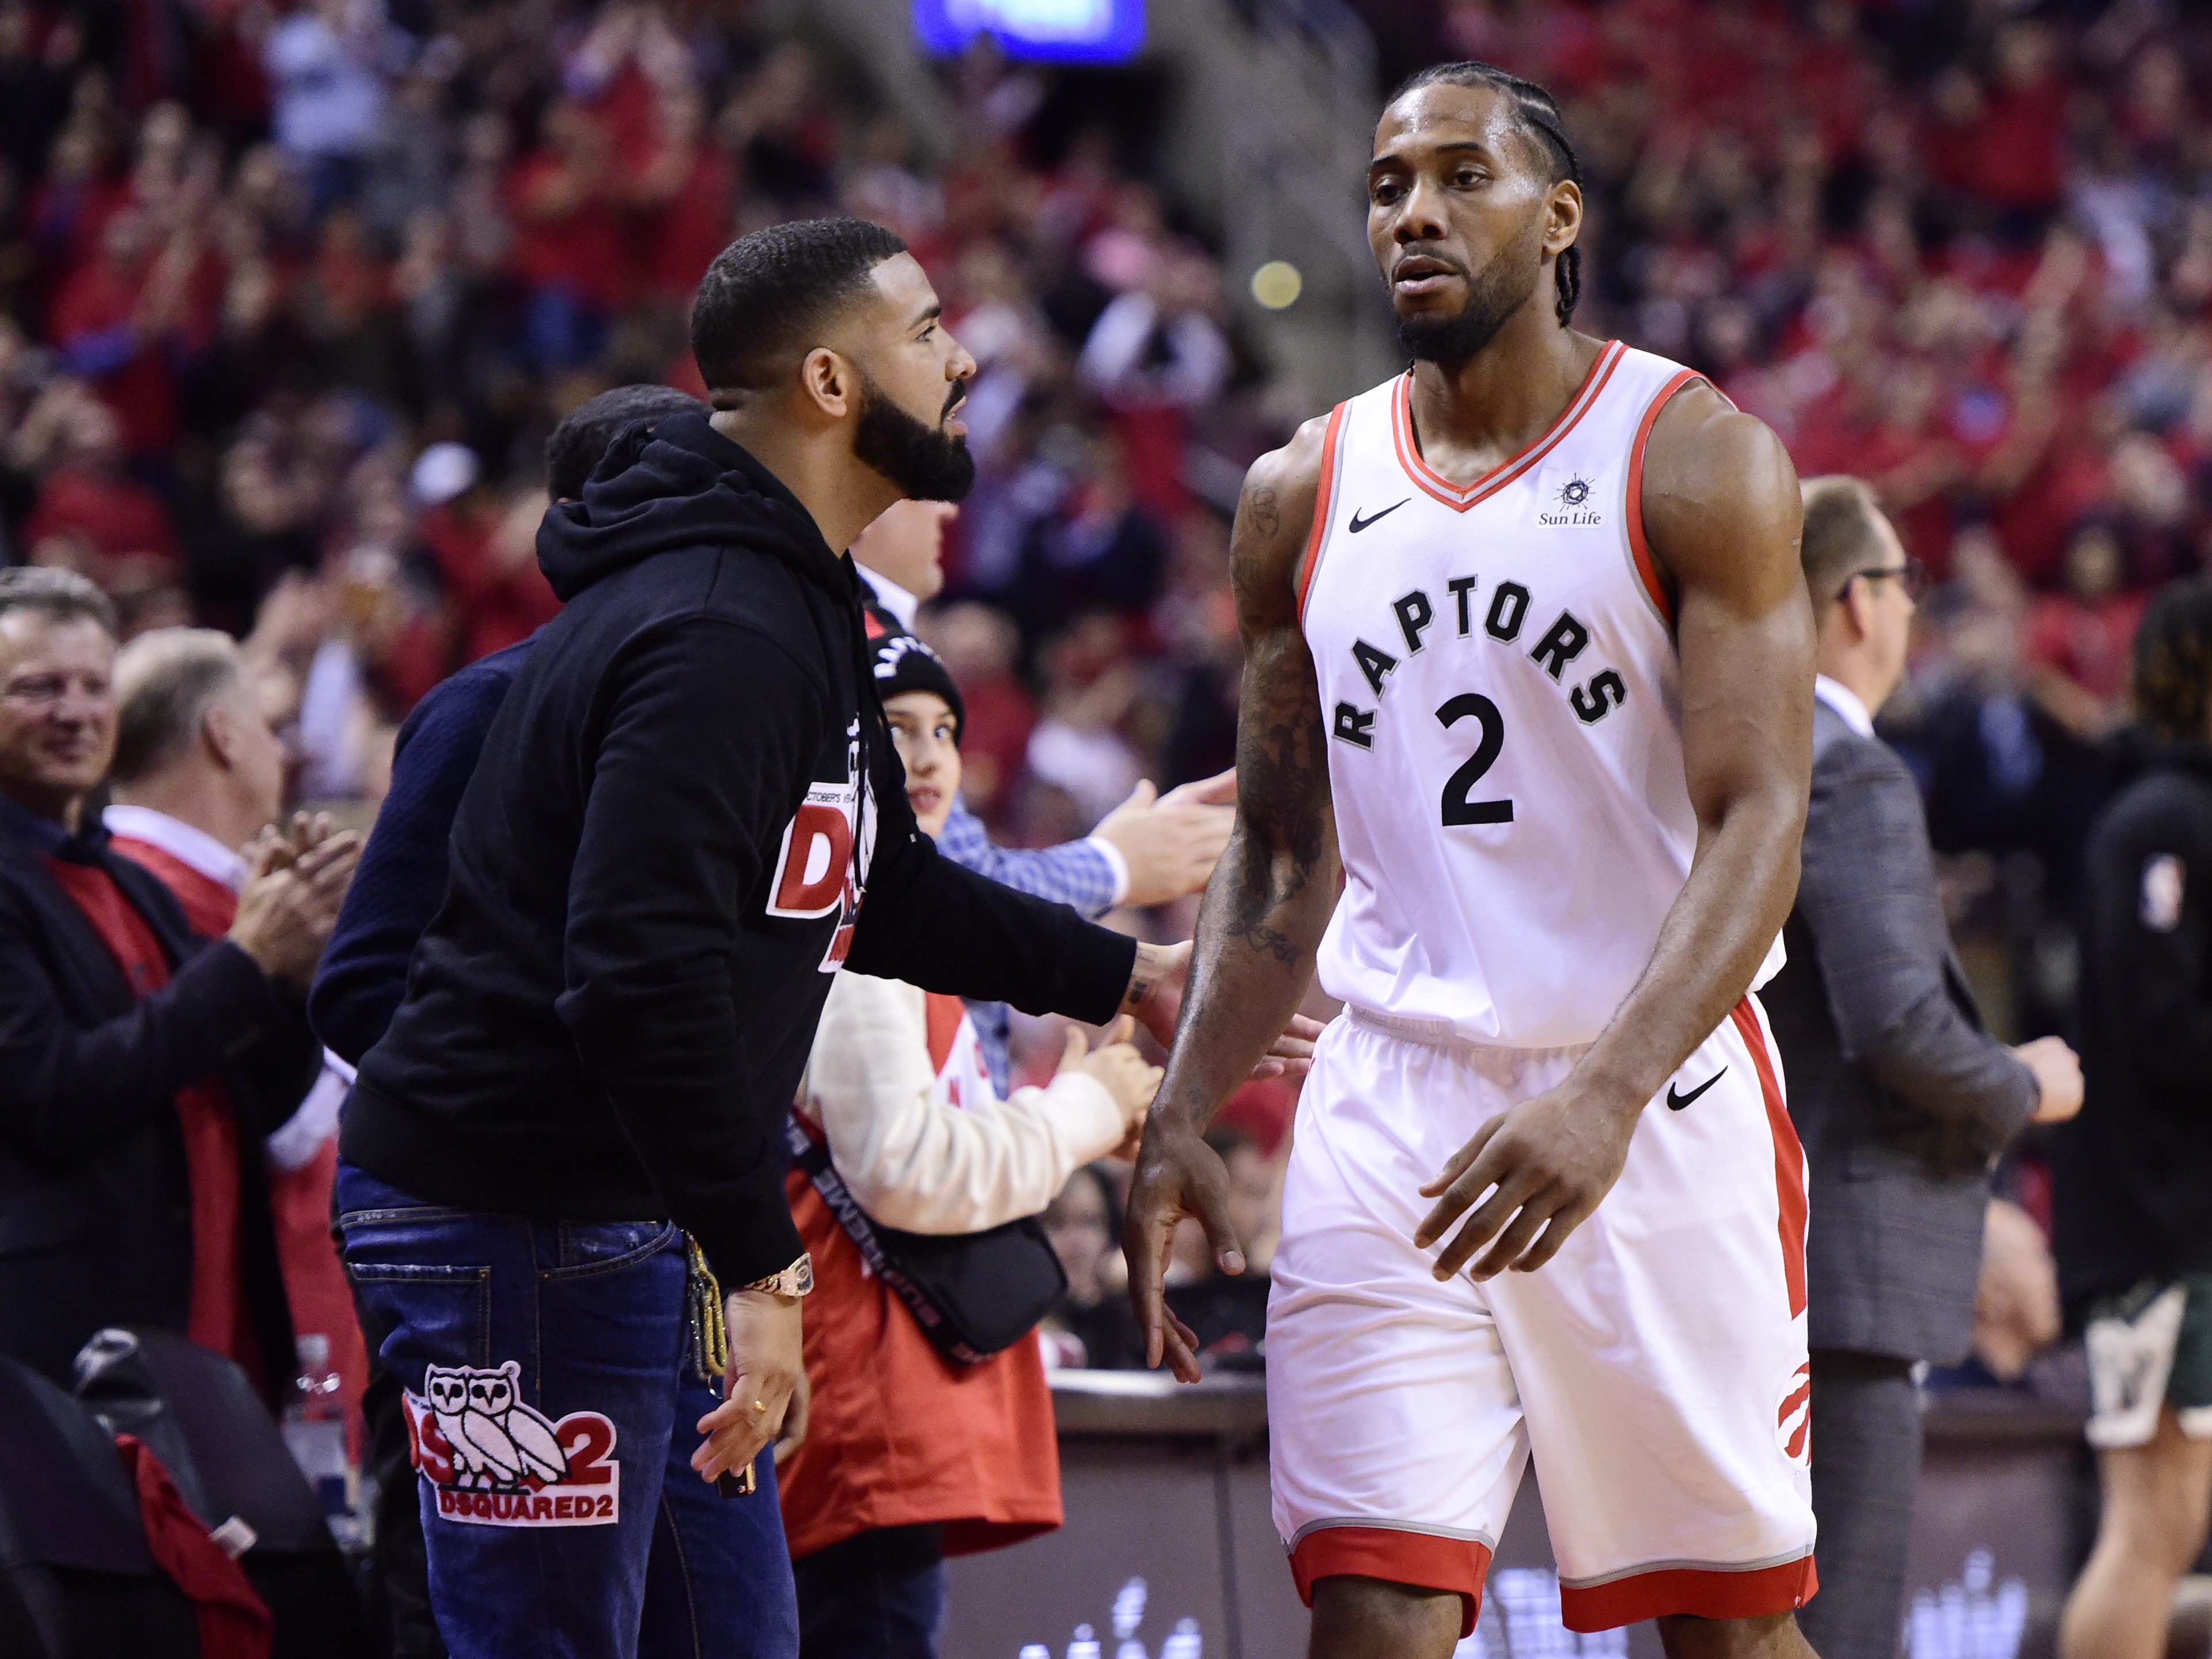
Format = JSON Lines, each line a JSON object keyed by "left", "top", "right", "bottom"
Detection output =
{"left": 1125, "top": 63, "right": 1820, "bottom": 1658}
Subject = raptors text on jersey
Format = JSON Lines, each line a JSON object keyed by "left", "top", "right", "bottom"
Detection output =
{"left": 1298, "top": 342, "right": 1784, "bottom": 1048}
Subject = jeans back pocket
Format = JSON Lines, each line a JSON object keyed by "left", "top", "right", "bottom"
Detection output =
{"left": 344, "top": 1257, "right": 494, "bottom": 1381}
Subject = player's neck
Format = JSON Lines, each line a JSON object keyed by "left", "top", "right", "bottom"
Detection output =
{"left": 1404, "top": 319, "right": 1604, "bottom": 483}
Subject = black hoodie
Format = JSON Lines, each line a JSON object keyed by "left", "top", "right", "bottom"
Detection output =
{"left": 2056, "top": 737, "right": 2212, "bottom": 1309}
{"left": 343, "top": 413, "right": 1134, "bottom": 1285}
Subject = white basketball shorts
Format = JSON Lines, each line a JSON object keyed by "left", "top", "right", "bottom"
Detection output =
{"left": 1267, "top": 998, "right": 1817, "bottom": 1635}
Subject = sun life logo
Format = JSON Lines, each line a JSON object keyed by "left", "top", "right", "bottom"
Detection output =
{"left": 1540, "top": 474, "right": 1601, "bottom": 527}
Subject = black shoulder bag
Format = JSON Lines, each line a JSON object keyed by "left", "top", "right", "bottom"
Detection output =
{"left": 783, "top": 1113, "right": 1067, "bottom": 1366}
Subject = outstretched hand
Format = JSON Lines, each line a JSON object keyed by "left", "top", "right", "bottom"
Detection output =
{"left": 1413, "top": 1078, "right": 1642, "bottom": 1281}
{"left": 1093, "top": 770, "right": 1237, "bottom": 907}
{"left": 1124, "top": 1118, "right": 1240, "bottom": 1382}
{"left": 1123, "top": 941, "right": 1320, "bottom": 1077}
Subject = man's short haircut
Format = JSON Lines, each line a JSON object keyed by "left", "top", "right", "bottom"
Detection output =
{"left": 0, "top": 566, "right": 117, "bottom": 637}
{"left": 1387, "top": 61, "right": 1582, "bottom": 326}
{"left": 2133, "top": 576, "right": 2212, "bottom": 744}
{"left": 690, "top": 218, "right": 909, "bottom": 397}
{"left": 1799, "top": 476, "right": 1890, "bottom": 608}
{"left": 111, "top": 627, "right": 243, "bottom": 784}
{"left": 546, "top": 385, "right": 706, "bottom": 500}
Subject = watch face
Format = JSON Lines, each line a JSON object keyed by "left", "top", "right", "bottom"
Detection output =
{"left": 791, "top": 1255, "right": 815, "bottom": 1296}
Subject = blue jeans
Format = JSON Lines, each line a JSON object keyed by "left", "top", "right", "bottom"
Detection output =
{"left": 336, "top": 1160, "right": 798, "bottom": 1659}
{"left": 791, "top": 1526, "right": 948, "bottom": 1659}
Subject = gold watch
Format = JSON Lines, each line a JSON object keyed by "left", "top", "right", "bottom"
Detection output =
{"left": 743, "top": 1253, "right": 814, "bottom": 1298}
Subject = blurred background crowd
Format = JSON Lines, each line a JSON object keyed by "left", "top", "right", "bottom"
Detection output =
{"left": 2, "top": 0, "right": 2211, "bottom": 1386}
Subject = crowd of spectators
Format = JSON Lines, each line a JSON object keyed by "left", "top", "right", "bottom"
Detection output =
{"left": 0, "top": 0, "right": 1271, "bottom": 867}
{"left": 2, "top": 0, "right": 2211, "bottom": 1380}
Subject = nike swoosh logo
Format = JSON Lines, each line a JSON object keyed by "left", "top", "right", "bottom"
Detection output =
{"left": 1349, "top": 499, "right": 1410, "bottom": 533}
{"left": 1667, "top": 1066, "right": 1726, "bottom": 1111}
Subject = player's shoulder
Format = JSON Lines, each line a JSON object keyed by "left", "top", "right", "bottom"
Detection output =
{"left": 1643, "top": 378, "right": 1794, "bottom": 493}
{"left": 1246, "top": 410, "right": 1335, "bottom": 505}
{"left": 1638, "top": 376, "right": 1801, "bottom": 563}
{"left": 1232, "top": 410, "right": 1339, "bottom": 604}
{"left": 1246, "top": 368, "right": 1406, "bottom": 510}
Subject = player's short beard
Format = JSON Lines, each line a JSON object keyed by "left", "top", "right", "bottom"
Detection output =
{"left": 1393, "top": 216, "right": 1544, "bottom": 366}
{"left": 853, "top": 371, "right": 975, "bottom": 503}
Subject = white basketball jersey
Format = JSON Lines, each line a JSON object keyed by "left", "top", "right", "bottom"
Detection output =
{"left": 1300, "top": 340, "right": 1784, "bottom": 1048}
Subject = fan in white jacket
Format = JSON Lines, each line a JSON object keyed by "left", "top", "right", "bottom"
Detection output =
{"left": 800, "top": 972, "right": 1152, "bottom": 1237}
{"left": 801, "top": 632, "right": 1159, "bottom": 1238}
{"left": 796, "top": 632, "right": 1158, "bottom": 1233}
{"left": 778, "top": 627, "right": 1161, "bottom": 1654}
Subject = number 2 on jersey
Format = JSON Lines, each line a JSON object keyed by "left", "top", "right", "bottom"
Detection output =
{"left": 1436, "top": 694, "right": 1513, "bottom": 825}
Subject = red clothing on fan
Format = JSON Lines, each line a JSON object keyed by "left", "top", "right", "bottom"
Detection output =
{"left": 44, "top": 854, "right": 251, "bottom": 1370}
{"left": 109, "top": 836, "right": 234, "bottom": 945}
{"left": 950, "top": 671, "right": 1036, "bottom": 825}
{"left": 777, "top": 992, "right": 1061, "bottom": 1562}
{"left": 22, "top": 466, "right": 182, "bottom": 567}
{"left": 505, "top": 148, "right": 632, "bottom": 312}
{"left": 110, "top": 838, "right": 369, "bottom": 1435}
{"left": 2023, "top": 592, "right": 2147, "bottom": 706}
{"left": 642, "top": 145, "right": 736, "bottom": 301}
{"left": 48, "top": 253, "right": 191, "bottom": 457}
{"left": 419, "top": 502, "right": 561, "bottom": 664}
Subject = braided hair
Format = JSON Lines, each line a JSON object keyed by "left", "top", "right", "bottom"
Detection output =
{"left": 1387, "top": 61, "right": 1583, "bottom": 328}
{"left": 2133, "top": 576, "right": 2212, "bottom": 744}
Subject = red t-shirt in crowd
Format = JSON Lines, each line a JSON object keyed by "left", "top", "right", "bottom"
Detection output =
{"left": 48, "top": 256, "right": 180, "bottom": 458}
{"left": 2023, "top": 592, "right": 2147, "bottom": 705}
{"left": 643, "top": 146, "right": 737, "bottom": 302}
{"left": 505, "top": 149, "right": 633, "bottom": 313}
{"left": 22, "top": 466, "right": 182, "bottom": 569}
{"left": 419, "top": 501, "right": 562, "bottom": 665}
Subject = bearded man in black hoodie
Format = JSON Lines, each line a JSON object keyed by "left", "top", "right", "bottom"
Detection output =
{"left": 335, "top": 219, "right": 1228, "bottom": 1659}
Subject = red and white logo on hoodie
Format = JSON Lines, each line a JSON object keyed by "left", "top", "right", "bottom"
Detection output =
{"left": 767, "top": 721, "right": 876, "bottom": 970}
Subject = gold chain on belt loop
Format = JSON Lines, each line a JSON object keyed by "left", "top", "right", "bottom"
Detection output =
{"left": 685, "top": 1234, "right": 729, "bottom": 1380}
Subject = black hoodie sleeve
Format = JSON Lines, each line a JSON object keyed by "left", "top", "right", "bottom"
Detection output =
{"left": 845, "top": 715, "right": 1135, "bottom": 1023}
{"left": 555, "top": 617, "right": 815, "bottom": 1286}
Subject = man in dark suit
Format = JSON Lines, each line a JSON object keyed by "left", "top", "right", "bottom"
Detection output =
{"left": 1763, "top": 478, "right": 2082, "bottom": 1659}
{"left": 0, "top": 566, "right": 355, "bottom": 1400}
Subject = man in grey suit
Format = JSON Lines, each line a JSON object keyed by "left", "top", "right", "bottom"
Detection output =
{"left": 1763, "top": 476, "right": 2084, "bottom": 1659}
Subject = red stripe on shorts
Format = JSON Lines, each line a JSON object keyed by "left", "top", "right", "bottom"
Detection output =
{"left": 1730, "top": 997, "right": 1808, "bottom": 1319}
{"left": 1559, "top": 1554, "right": 1817, "bottom": 1632}
{"left": 1289, "top": 1525, "right": 1491, "bottom": 1638}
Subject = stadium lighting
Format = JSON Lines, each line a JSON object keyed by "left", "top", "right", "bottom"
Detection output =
{"left": 913, "top": 0, "right": 1146, "bottom": 65}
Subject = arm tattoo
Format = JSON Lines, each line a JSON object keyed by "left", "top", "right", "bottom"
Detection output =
{"left": 1224, "top": 632, "right": 1328, "bottom": 958}
{"left": 1204, "top": 444, "right": 1333, "bottom": 972}
{"left": 1248, "top": 486, "right": 1281, "bottom": 540}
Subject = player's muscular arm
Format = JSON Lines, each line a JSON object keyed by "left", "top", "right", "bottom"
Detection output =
{"left": 1608, "top": 389, "right": 1814, "bottom": 1095}
{"left": 1126, "top": 419, "right": 1340, "bottom": 1381}
{"left": 1417, "top": 383, "right": 1813, "bottom": 1282}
